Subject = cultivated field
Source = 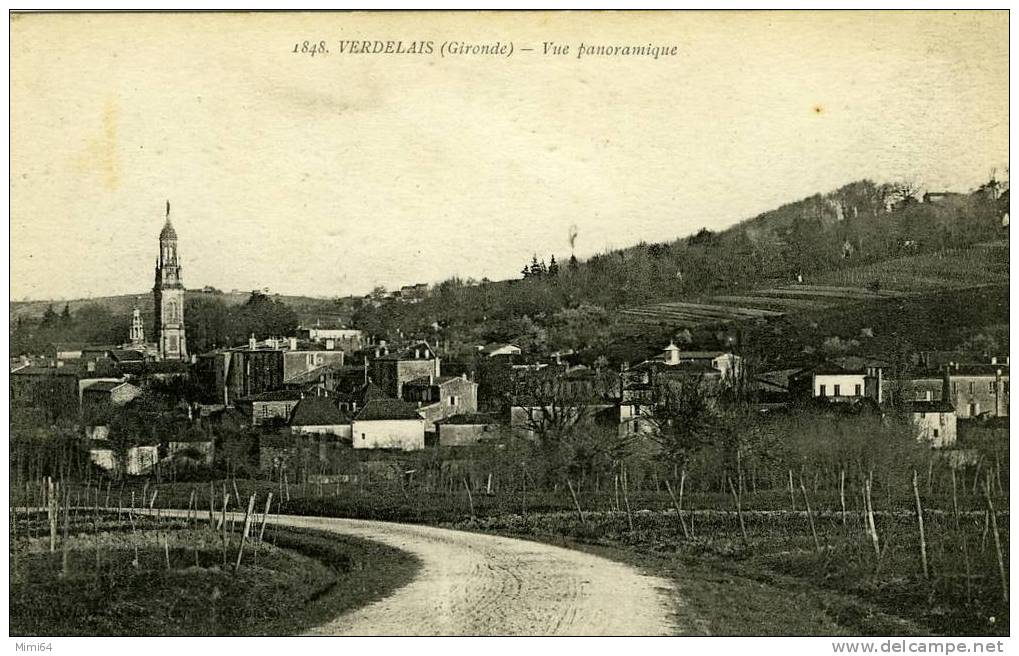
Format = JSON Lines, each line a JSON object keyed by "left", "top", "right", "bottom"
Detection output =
{"left": 9, "top": 509, "right": 419, "bottom": 636}
{"left": 619, "top": 242, "right": 1009, "bottom": 329}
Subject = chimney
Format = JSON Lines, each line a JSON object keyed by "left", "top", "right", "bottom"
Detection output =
{"left": 289, "top": 337, "right": 297, "bottom": 351}
{"left": 326, "top": 338, "right": 335, "bottom": 351}
{"left": 991, "top": 356, "right": 998, "bottom": 365}
{"left": 249, "top": 334, "right": 257, "bottom": 350}
{"left": 87, "top": 361, "right": 96, "bottom": 373}
{"left": 925, "top": 390, "right": 932, "bottom": 401}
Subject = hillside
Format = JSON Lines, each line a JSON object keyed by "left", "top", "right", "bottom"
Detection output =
{"left": 10, "top": 177, "right": 1008, "bottom": 363}
{"left": 10, "top": 290, "right": 350, "bottom": 328}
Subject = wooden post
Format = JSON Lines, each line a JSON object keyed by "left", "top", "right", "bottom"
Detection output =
{"left": 521, "top": 466, "right": 527, "bottom": 517}
{"left": 209, "top": 481, "right": 215, "bottom": 527}
{"left": 949, "top": 466, "right": 974, "bottom": 604}
{"left": 621, "top": 469, "right": 634, "bottom": 532}
{"left": 800, "top": 478, "right": 821, "bottom": 553}
{"left": 788, "top": 469, "right": 796, "bottom": 512}
{"left": 912, "top": 470, "right": 929, "bottom": 579}
{"left": 164, "top": 534, "right": 171, "bottom": 570}
{"left": 234, "top": 493, "right": 257, "bottom": 571}
{"left": 613, "top": 474, "right": 620, "bottom": 512}
{"left": 839, "top": 469, "right": 847, "bottom": 528}
{"left": 984, "top": 478, "right": 1008, "bottom": 603}
{"left": 60, "top": 486, "right": 70, "bottom": 579}
{"left": 462, "top": 477, "right": 475, "bottom": 520}
{"left": 187, "top": 489, "right": 196, "bottom": 528}
{"left": 486, "top": 473, "right": 493, "bottom": 495}
{"left": 566, "top": 479, "right": 586, "bottom": 526}
{"left": 864, "top": 473, "right": 881, "bottom": 561}
{"left": 48, "top": 479, "right": 57, "bottom": 553}
{"left": 664, "top": 478, "right": 689, "bottom": 538}
{"left": 283, "top": 471, "right": 291, "bottom": 502}
{"left": 257, "top": 492, "right": 274, "bottom": 543}
{"left": 728, "top": 476, "right": 748, "bottom": 545}
{"left": 232, "top": 478, "right": 242, "bottom": 508}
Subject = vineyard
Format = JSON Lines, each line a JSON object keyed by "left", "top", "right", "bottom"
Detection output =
{"left": 619, "top": 242, "right": 1009, "bottom": 329}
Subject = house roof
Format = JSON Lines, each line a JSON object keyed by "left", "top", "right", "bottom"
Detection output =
{"left": 11, "top": 366, "right": 78, "bottom": 377}
{"left": 110, "top": 349, "right": 145, "bottom": 362}
{"left": 636, "top": 360, "right": 719, "bottom": 375}
{"left": 479, "top": 343, "right": 520, "bottom": 355}
{"left": 238, "top": 390, "right": 304, "bottom": 403}
{"left": 289, "top": 396, "right": 350, "bottom": 426}
{"left": 376, "top": 341, "right": 435, "bottom": 361}
{"left": 436, "top": 412, "right": 499, "bottom": 426}
{"left": 831, "top": 356, "right": 890, "bottom": 371}
{"left": 284, "top": 362, "right": 347, "bottom": 385}
{"left": 353, "top": 398, "right": 423, "bottom": 421}
{"left": 83, "top": 381, "right": 129, "bottom": 393}
{"left": 947, "top": 364, "right": 1009, "bottom": 377}
{"left": 906, "top": 400, "right": 955, "bottom": 414}
{"left": 403, "top": 375, "right": 462, "bottom": 388}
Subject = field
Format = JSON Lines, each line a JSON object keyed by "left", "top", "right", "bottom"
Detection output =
{"left": 14, "top": 455, "right": 1007, "bottom": 637}
{"left": 619, "top": 242, "right": 1009, "bottom": 329}
{"left": 9, "top": 512, "right": 419, "bottom": 636}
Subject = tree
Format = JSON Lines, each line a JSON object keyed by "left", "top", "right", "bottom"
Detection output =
{"left": 644, "top": 376, "right": 723, "bottom": 471}
{"left": 548, "top": 255, "right": 560, "bottom": 276}
{"left": 529, "top": 254, "right": 543, "bottom": 279}
{"left": 41, "top": 304, "right": 57, "bottom": 326}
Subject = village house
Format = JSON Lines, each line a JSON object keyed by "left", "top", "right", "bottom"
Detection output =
{"left": 402, "top": 373, "right": 480, "bottom": 432}
{"left": 289, "top": 396, "right": 352, "bottom": 440}
{"left": 905, "top": 399, "right": 957, "bottom": 448}
{"left": 282, "top": 338, "right": 346, "bottom": 381}
{"left": 296, "top": 327, "right": 365, "bottom": 352}
{"left": 81, "top": 380, "right": 143, "bottom": 406}
{"left": 351, "top": 397, "right": 426, "bottom": 450}
{"left": 944, "top": 362, "right": 1009, "bottom": 418}
{"left": 235, "top": 389, "right": 304, "bottom": 426}
{"left": 372, "top": 341, "right": 441, "bottom": 399}
{"left": 9, "top": 365, "right": 80, "bottom": 422}
{"left": 194, "top": 338, "right": 286, "bottom": 406}
{"left": 789, "top": 358, "right": 886, "bottom": 403}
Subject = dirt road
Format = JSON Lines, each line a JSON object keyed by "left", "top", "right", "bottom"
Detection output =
{"left": 267, "top": 514, "right": 675, "bottom": 636}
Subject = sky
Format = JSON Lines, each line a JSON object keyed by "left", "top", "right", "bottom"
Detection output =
{"left": 9, "top": 11, "right": 1009, "bottom": 301}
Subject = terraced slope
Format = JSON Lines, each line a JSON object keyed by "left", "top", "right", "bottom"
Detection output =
{"left": 619, "top": 242, "right": 1008, "bottom": 329}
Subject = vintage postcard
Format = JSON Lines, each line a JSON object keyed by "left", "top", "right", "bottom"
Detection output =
{"left": 7, "top": 9, "right": 1010, "bottom": 646}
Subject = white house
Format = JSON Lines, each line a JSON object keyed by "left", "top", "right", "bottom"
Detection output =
{"left": 351, "top": 398, "right": 425, "bottom": 450}
{"left": 906, "top": 400, "right": 957, "bottom": 448}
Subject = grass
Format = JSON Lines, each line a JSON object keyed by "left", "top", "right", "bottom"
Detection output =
{"left": 9, "top": 515, "right": 420, "bottom": 636}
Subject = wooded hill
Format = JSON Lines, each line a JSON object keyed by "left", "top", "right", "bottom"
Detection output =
{"left": 10, "top": 177, "right": 1008, "bottom": 362}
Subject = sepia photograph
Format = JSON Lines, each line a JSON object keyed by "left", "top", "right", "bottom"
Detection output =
{"left": 6, "top": 8, "right": 1011, "bottom": 644}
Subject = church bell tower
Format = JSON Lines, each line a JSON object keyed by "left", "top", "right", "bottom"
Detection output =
{"left": 153, "top": 201, "right": 187, "bottom": 360}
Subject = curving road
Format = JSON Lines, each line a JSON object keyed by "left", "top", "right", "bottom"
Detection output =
{"left": 264, "top": 514, "right": 675, "bottom": 636}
